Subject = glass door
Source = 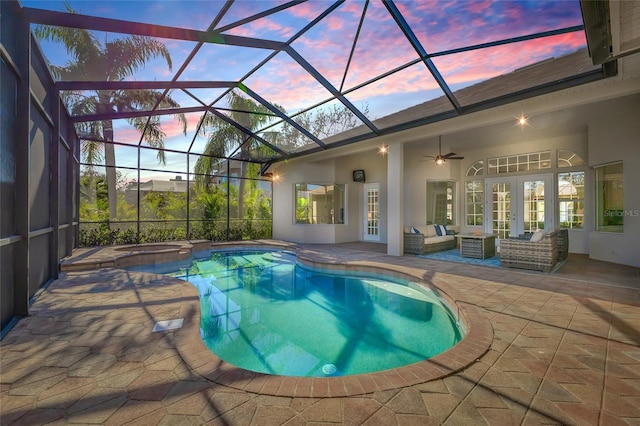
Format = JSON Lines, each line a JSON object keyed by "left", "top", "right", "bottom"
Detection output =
{"left": 363, "top": 183, "right": 380, "bottom": 241}
{"left": 486, "top": 174, "right": 554, "bottom": 244}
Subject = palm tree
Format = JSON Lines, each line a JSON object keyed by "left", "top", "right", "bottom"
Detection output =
{"left": 35, "top": 3, "right": 186, "bottom": 220}
{"left": 195, "top": 91, "right": 279, "bottom": 218}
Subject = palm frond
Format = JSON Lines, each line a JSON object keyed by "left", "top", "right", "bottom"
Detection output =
{"left": 105, "top": 36, "right": 172, "bottom": 81}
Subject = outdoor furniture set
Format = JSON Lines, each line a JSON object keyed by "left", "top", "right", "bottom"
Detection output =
{"left": 405, "top": 222, "right": 569, "bottom": 273}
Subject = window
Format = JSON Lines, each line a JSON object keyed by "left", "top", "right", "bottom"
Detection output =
{"left": 595, "top": 163, "right": 624, "bottom": 232}
{"left": 295, "top": 183, "right": 345, "bottom": 224}
{"left": 466, "top": 160, "right": 484, "bottom": 176}
{"left": 487, "top": 151, "right": 551, "bottom": 174}
{"left": 558, "top": 171, "right": 584, "bottom": 228}
{"left": 427, "top": 181, "right": 455, "bottom": 225}
{"left": 557, "top": 149, "right": 585, "bottom": 167}
{"left": 465, "top": 180, "right": 483, "bottom": 226}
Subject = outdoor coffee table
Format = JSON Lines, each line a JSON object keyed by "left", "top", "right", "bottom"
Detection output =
{"left": 456, "top": 233, "right": 496, "bottom": 259}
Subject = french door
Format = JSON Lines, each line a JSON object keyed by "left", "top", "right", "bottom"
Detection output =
{"left": 363, "top": 183, "right": 380, "bottom": 241}
{"left": 485, "top": 174, "right": 555, "bottom": 245}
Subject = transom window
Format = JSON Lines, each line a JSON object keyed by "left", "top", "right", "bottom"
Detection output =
{"left": 487, "top": 151, "right": 551, "bottom": 174}
{"left": 557, "top": 149, "right": 585, "bottom": 167}
{"left": 466, "top": 160, "right": 484, "bottom": 176}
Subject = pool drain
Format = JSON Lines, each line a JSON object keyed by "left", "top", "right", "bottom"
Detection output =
{"left": 322, "top": 363, "right": 337, "bottom": 375}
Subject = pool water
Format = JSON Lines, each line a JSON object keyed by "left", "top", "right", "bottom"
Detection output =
{"left": 130, "top": 250, "right": 463, "bottom": 377}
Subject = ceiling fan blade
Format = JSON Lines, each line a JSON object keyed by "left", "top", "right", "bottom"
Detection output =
{"left": 448, "top": 156, "right": 465, "bottom": 160}
{"left": 442, "top": 152, "right": 457, "bottom": 158}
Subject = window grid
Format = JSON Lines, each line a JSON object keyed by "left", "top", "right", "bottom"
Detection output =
{"left": 367, "top": 187, "right": 379, "bottom": 235}
{"left": 465, "top": 180, "right": 483, "bottom": 226}
{"left": 492, "top": 182, "right": 511, "bottom": 239}
{"left": 557, "top": 149, "right": 585, "bottom": 167}
{"left": 558, "top": 171, "right": 584, "bottom": 229}
{"left": 487, "top": 151, "right": 551, "bottom": 174}
{"left": 466, "top": 160, "right": 484, "bottom": 176}
{"left": 523, "top": 180, "right": 545, "bottom": 233}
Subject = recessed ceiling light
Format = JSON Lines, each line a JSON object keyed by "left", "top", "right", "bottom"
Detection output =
{"left": 516, "top": 113, "right": 529, "bottom": 129}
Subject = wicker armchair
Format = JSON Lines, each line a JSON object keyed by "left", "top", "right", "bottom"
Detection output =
{"left": 557, "top": 229, "right": 568, "bottom": 261}
{"left": 500, "top": 230, "right": 558, "bottom": 272}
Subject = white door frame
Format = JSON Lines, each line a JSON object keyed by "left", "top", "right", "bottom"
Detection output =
{"left": 485, "top": 174, "right": 555, "bottom": 242}
{"left": 363, "top": 183, "right": 380, "bottom": 241}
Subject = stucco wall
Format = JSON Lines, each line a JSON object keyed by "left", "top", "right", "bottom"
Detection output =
{"left": 272, "top": 93, "right": 640, "bottom": 267}
{"left": 272, "top": 150, "right": 387, "bottom": 244}
{"left": 587, "top": 94, "right": 640, "bottom": 267}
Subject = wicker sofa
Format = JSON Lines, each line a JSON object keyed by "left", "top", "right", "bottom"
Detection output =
{"left": 500, "top": 229, "right": 559, "bottom": 272}
{"left": 403, "top": 225, "right": 457, "bottom": 255}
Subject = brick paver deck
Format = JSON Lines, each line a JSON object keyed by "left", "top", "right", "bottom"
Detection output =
{"left": 1, "top": 241, "right": 639, "bottom": 425}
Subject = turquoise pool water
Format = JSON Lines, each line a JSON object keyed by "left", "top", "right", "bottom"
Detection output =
{"left": 129, "top": 250, "right": 463, "bottom": 377}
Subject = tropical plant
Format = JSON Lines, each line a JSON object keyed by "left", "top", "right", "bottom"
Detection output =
{"left": 35, "top": 2, "right": 186, "bottom": 220}
{"left": 195, "top": 92, "right": 280, "bottom": 216}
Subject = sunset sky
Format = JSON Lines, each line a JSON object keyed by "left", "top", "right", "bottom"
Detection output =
{"left": 21, "top": 0, "right": 588, "bottom": 177}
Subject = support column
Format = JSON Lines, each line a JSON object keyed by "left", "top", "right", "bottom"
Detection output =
{"left": 11, "top": 0, "right": 31, "bottom": 317}
{"left": 387, "top": 143, "right": 404, "bottom": 256}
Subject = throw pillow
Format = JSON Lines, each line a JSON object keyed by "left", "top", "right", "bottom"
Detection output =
{"left": 411, "top": 226, "right": 421, "bottom": 234}
{"left": 530, "top": 230, "right": 545, "bottom": 242}
{"left": 434, "top": 224, "right": 447, "bottom": 236}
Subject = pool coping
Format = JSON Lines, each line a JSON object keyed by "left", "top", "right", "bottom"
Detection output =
{"left": 172, "top": 242, "right": 494, "bottom": 397}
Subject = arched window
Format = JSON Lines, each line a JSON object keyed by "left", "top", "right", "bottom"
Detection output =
{"left": 466, "top": 160, "right": 484, "bottom": 176}
{"left": 557, "top": 150, "right": 585, "bottom": 167}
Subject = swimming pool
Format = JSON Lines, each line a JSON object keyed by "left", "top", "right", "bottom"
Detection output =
{"left": 130, "top": 250, "right": 463, "bottom": 377}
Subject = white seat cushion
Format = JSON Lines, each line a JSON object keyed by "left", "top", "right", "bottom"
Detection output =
{"left": 423, "top": 235, "right": 454, "bottom": 245}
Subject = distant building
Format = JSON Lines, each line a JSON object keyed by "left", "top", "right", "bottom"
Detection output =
{"left": 125, "top": 176, "right": 190, "bottom": 204}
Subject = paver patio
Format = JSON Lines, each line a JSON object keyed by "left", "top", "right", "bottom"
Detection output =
{"left": 1, "top": 241, "right": 639, "bottom": 425}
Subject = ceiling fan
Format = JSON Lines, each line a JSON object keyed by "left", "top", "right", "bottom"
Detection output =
{"left": 423, "top": 136, "right": 464, "bottom": 165}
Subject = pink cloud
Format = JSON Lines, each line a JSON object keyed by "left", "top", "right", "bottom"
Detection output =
{"left": 225, "top": 16, "right": 296, "bottom": 40}
{"left": 397, "top": 0, "right": 583, "bottom": 53}
{"left": 326, "top": 15, "right": 345, "bottom": 32}
{"left": 112, "top": 112, "right": 203, "bottom": 144}
{"left": 244, "top": 54, "right": 333, "bottom": 112}
{"left": 287, "top": 1, "right": 336, "bottom": 20}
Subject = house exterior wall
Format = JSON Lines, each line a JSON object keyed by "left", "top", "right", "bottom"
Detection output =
{"left": 272, "top": 150, "right": 388, "bottom": 245}
{"left": 452, "top": 131, "right": 590, "bottom": 254}
{"left": 272, "top": 92, "right": 640, "bottom": 267}
{"left": 273, "top": 160, "right": 337, "bottom": 243}
{"left": 587, "top": 95, "right": 640, "bottom": 267}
